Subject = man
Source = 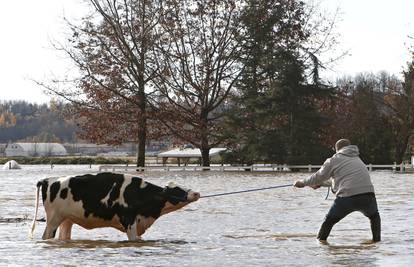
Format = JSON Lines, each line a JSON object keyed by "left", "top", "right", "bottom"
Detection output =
{"left": 293, "top": 139, "right": 381, "bottom": 243}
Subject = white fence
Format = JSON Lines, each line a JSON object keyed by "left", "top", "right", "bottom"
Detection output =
{"left": 99, "top": 163, "right": 413, "bottom": 173}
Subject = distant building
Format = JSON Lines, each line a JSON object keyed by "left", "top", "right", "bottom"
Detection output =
{"left": 63, "top": 141, "right": 170, "bottom": 157}
{"left": 157, "top": 147, "right": 227, "bottom": 165}
{"left": 5, "top": 143, "right": 67, "bottom": 157}
{"left": 63, "top": 143, "right": 137, "bottom": 156}
{"left": 0, "top": 144, "right": 6, "bottom": 157}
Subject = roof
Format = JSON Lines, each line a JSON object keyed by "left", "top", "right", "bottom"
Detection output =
{"left": 158, "top": 147, "right": 227, "bottom": 158}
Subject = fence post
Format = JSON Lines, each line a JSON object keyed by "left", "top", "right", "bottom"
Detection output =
{"left": 400, "top": 163, "right": 404, "bottom": 173}
{"left": 308, "top": 164, "right": 312, "bottom": 172}
{"left": 368, "top": 164, "right": 372, "bottom": 172}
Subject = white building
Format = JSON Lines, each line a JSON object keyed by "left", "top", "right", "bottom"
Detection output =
{"left": 5, "top": 143, "right": 67, "bottom": 157}
{"left": 0, "top": 144, "right": 6, "bottom": 156}
{"left": 157, "top": 147, "right": 227, "bottom": 165}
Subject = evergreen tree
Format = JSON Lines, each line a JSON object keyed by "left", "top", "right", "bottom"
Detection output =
{"left": 271, "top": 53, "right": 333, "bottom": 164}
{"left": 223, "top": 0, "right": 334, "bottom": 164}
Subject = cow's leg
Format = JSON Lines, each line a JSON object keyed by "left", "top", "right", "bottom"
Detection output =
{"left": 42, "top": 214, "right": 63, "bottom": 240}
{"left": 126, "top": 221, "right": 138, "bottom": 241}
{"left": 136, "top": 216, "right": 155, "bottom": 237}
{"left": 58, "top": 219, "right": 73, "bottom": 240}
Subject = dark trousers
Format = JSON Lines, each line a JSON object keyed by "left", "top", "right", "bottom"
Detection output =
{"left": 317, "top": 192, "right": 381, "bottom": 241}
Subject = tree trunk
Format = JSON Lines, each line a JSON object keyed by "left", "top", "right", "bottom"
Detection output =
{"left": 200, "top": 111, "right": 210, "bottom": 167}
{"left": 136, "top": 10, "right": 147, "bottom": 168}
{"left": 200, "top": 133, "right": 210, "bottom": 167}
{"left": 136, "top": 77, "right": 147, "bottom": 167}
{"left": 201, "top": 147, "right": 210, "bottom": 167}
{"left": 136, "top": 124, "right": 146, "bottom": 167}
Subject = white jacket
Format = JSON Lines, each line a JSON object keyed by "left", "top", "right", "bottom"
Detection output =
{"left": 303, "top": 145, "right": 375, "bottom": 197}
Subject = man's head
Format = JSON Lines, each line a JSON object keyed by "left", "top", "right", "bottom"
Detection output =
{"left": 335, "top": 139, "right": 351, "bottom": 152}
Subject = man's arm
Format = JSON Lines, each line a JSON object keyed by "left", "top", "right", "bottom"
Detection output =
{"left": 294, "top": 159, "right": 334, "bottom": 188}
{"left": 319, "top": 179, "right": 333, "bottom": 187}
{"left": 308, "top": 179, "right": 332, "bottom": 189}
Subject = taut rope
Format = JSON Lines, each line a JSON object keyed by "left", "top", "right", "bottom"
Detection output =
{"left": 200, "top": 184, "right": 293, "bottom": 198}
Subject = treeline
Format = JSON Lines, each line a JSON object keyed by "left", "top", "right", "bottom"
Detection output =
{"left": 329, "top": 72, "right": 414, "bottom": 164}
{"left": 0, "top": 100, "right": 77, "bottom": 143}
{"left": 224, "top": 70, "right": 414, "bottom": 165}
{"left": 41, "top": 0, "right": 414, "bottom": 166}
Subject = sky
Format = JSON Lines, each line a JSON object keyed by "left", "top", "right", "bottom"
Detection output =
{"left": 320, "top": 0, "right": 414, "bottom": 80}
{"left": 0, "top": 0, "right": 414, "bottom": 104}
{"left": 0, "top": 0, "right": 86, "bottom": 103}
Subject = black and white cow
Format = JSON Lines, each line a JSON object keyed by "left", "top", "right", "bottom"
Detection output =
{"left": 30, "top": 172, "right": 200, "bottom": 241}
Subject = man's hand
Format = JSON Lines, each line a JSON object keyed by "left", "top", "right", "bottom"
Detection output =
{"left": 309, "top": 184, "right": 321, "bottom": 190}
{"left": 293, "top": 180, "right": 305, "bottom": 188}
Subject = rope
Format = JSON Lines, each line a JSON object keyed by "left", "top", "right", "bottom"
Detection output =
{"left": 325, "top": 186, "right": 330, "bottom": 200}
{"left": 200, "top": 184, "right": 293, "bottom": 198}
{"left": 0, "top": 217, "right": 45, "bottom": 223}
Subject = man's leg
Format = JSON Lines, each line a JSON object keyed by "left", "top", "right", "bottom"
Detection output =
{"left": 358, "top": 193, "right": 381, "bottom": 242}
{"left": 317, "top": 197, "right": 352, "bottom": 241}
{"left": 317, "top": 216, "right": 342, "bottom": 241}
{"left": 368, "top": 212, "right": 381, "bottom": 242}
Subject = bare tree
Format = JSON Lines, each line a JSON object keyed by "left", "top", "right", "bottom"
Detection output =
{"left": 381, "top": 67, "right": 414, "bottom": 162}
{"left": 152, "top": 0, "right": 243, "bottom": 166}
{"left": 42, "top": 0, "right": 165, "bottom": 166}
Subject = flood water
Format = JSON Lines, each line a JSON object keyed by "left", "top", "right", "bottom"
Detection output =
{"left": 0, "top": 165, "right": 413, "bottom": 266}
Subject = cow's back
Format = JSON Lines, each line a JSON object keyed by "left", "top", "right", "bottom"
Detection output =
{"left": 67, "top": 172, "right": 125, "bottom": 220}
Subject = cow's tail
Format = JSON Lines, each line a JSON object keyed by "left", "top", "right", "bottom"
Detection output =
{"left": 29, "top": 181, "right": 43, "bottom": 239}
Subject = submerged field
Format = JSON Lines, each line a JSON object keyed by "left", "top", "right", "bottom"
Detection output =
{"left": 0, "top": 165, "right": 413, "bottom": 266}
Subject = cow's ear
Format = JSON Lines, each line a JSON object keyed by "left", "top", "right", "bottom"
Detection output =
{"left": 166, "top": 181, "right": 177, "bottom": 188}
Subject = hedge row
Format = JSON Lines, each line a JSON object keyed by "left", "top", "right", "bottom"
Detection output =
{"left": 0, "top": 157, "right": 132, "bottom": 165}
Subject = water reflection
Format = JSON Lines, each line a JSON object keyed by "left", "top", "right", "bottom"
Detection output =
{"left": 40, "top": 238, "right": 189, "bottom": 249}
{"left": 222, "top": 232, "right": 316, "bottom": 240}
{"left": 325, "top": 243, "right": 378, "bottom": 252}
{"left": 269, "top": 233, "right": 316, "bottom": 240}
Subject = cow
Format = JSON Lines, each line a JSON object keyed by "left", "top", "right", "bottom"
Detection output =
{"left": 29, "top": 172, "right": 200, "bottom": 241}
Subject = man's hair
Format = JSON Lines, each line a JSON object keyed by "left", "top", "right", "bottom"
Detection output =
{"left": 335, "top": 139, "right": 351, "bottom": 151}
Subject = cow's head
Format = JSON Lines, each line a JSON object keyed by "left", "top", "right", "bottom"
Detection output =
{"left": 160, "top": 182, "right": 200, "bottom": 215}
{"left": 163, "top": 181, "right": 200, "bottom": 204}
